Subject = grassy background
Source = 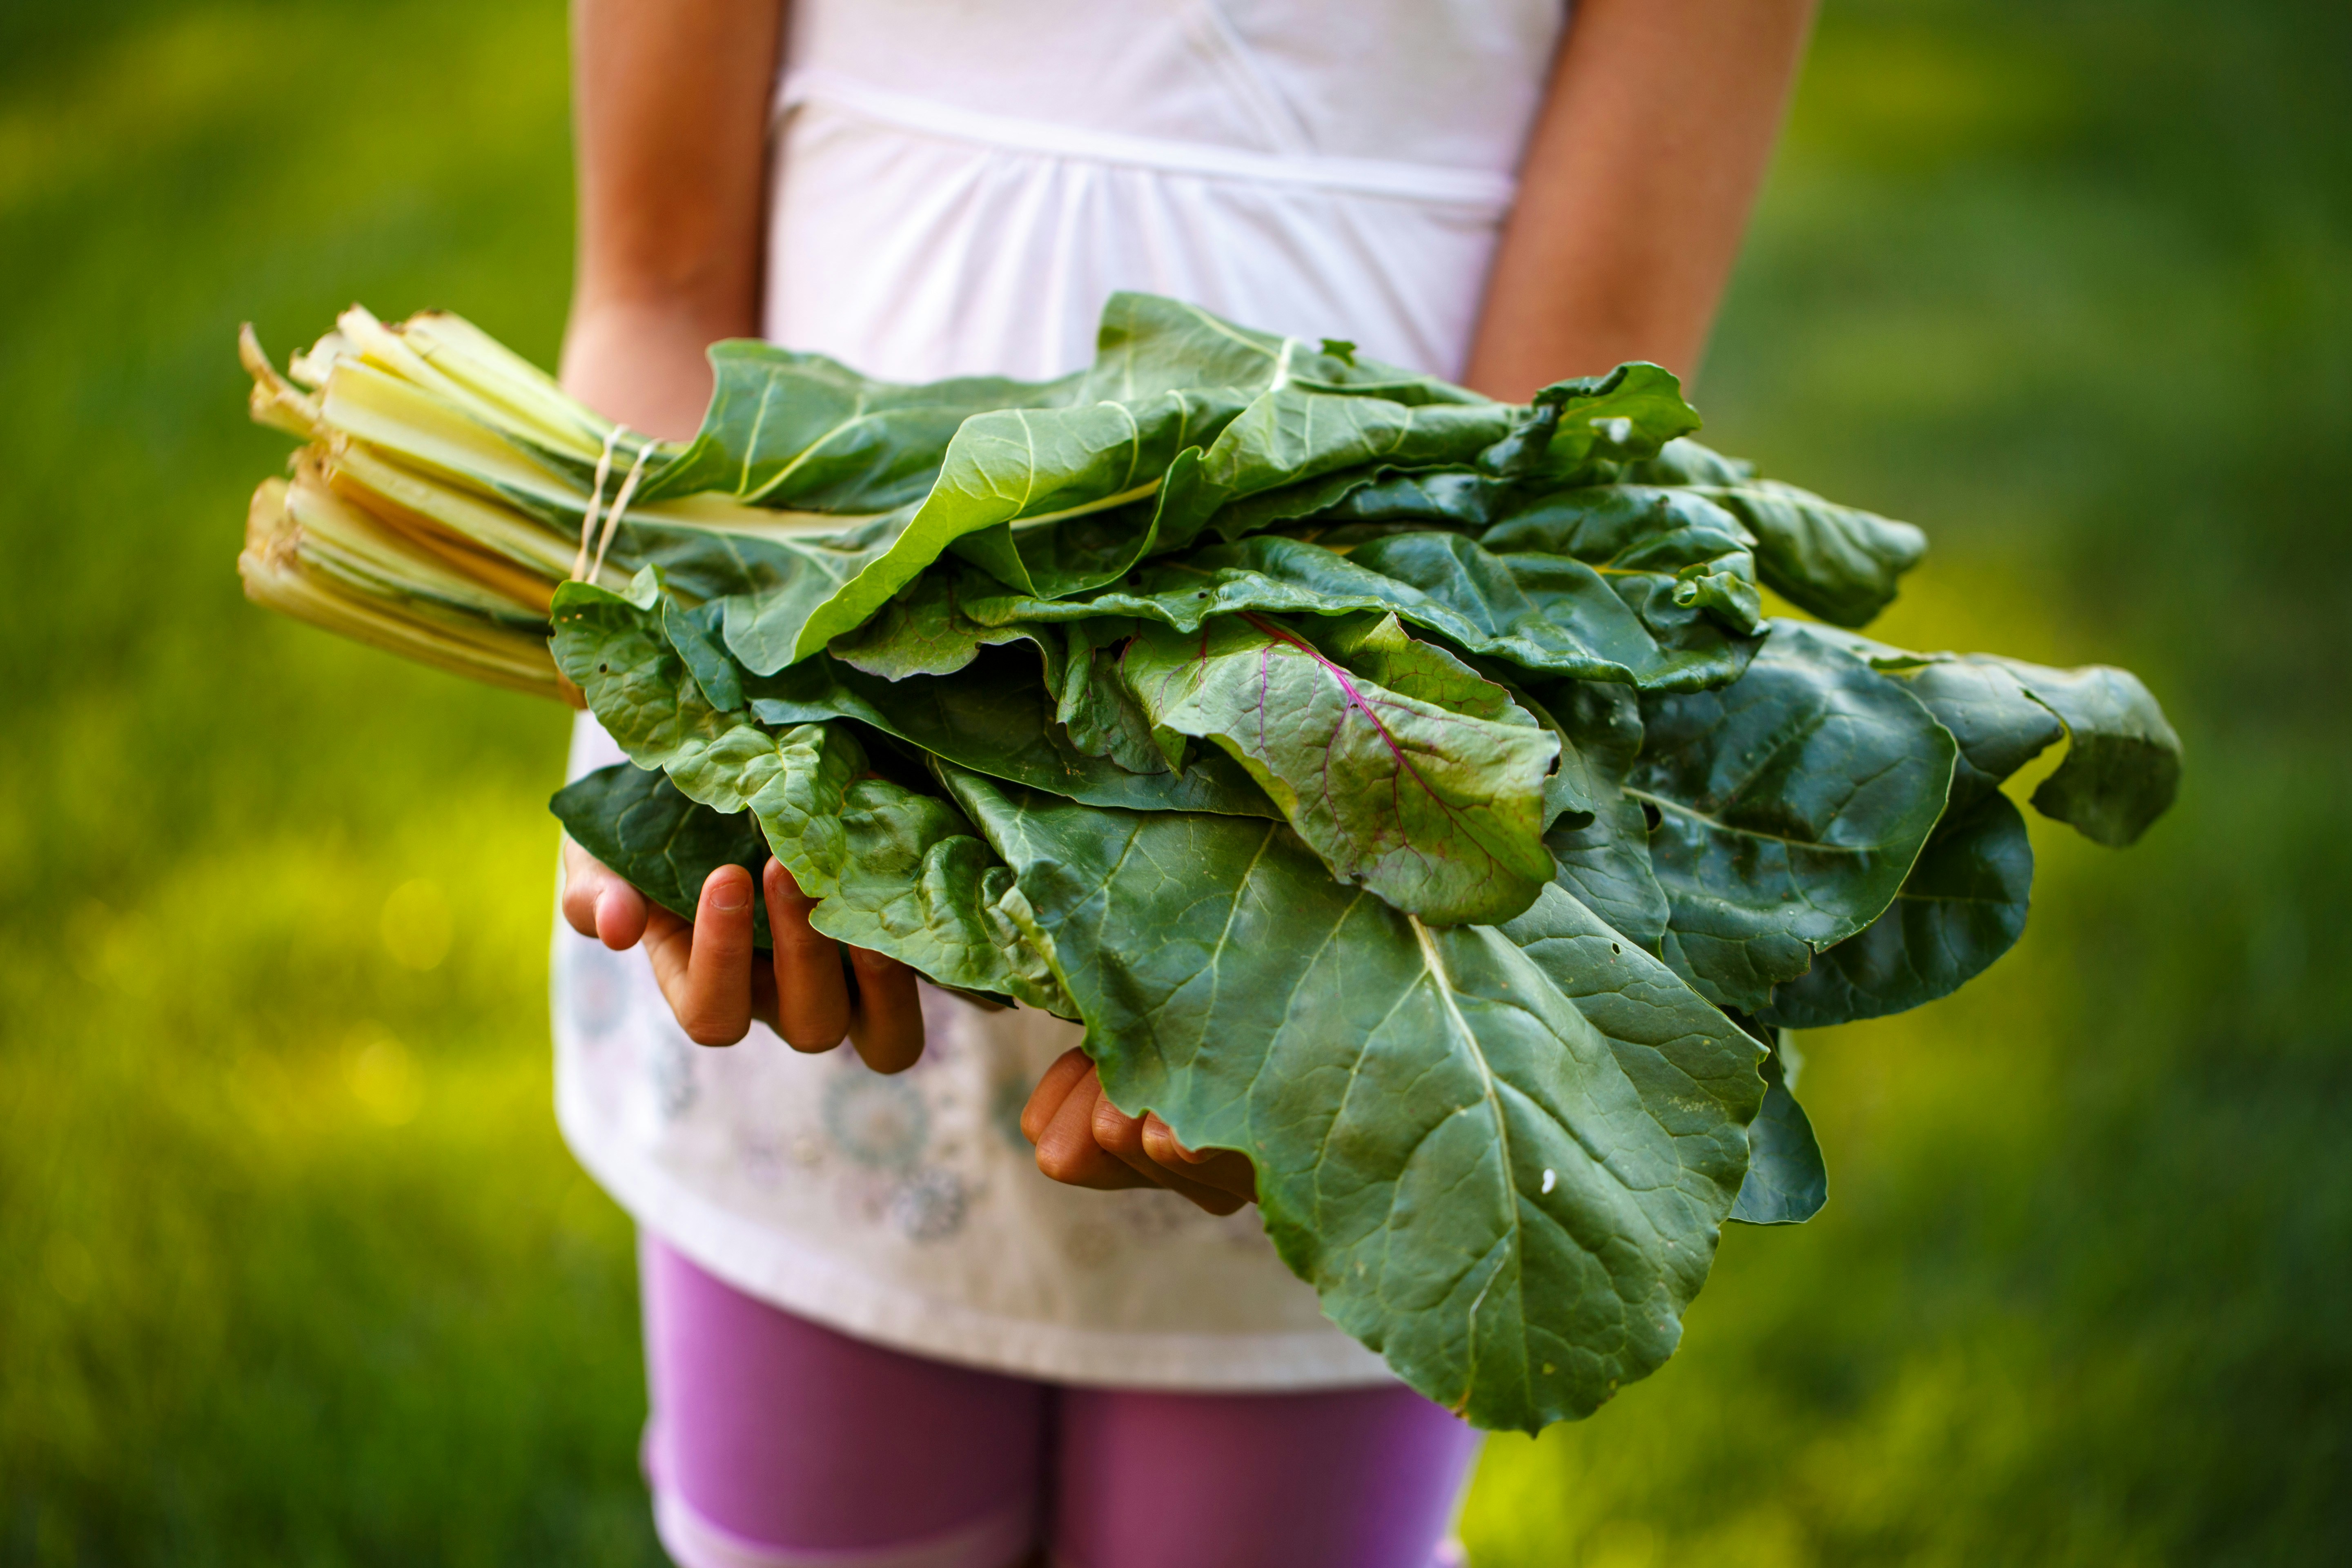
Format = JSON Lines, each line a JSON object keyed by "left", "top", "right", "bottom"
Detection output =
{"left": 1, "top": 1, "right": 2344, "bottom": 1563}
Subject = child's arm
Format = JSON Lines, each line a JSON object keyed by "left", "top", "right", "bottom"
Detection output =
{"left": 1463, "top": 0, "right": 1819, "bottom": 398}
{"left": 554, "top": 0, "right": 926, "bottom": 1073}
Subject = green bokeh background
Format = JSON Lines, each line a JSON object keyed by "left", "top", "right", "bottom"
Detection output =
{"left": 1, "top": 0, "right": 2343, "bottom": 1562}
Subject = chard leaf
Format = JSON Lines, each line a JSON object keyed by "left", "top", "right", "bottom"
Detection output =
{"left": 1811, "top": 628, "right": 2183, "bottom": 846}
{"left": 1727, "top": 1039, "right": 1828, "bottom": 1225}
{"left": 1630, "top": 624, "right": 1958, "bottom": 1012}
{"left": 663, "top": 598, "right": 745, "bottom": 712}
{"left": 548, "top": 735, "right": 1063, "bottom": 1011}
{"left": 1998, "top": 659, "right": 2181, "bottom": 847}
{"left": 824, "top": 572, "right": 1048, "bottom": 680}
{"left": 788, "top": 763, "right": 1069, "bottom": 1012}
{"left": 1187, "top": 363, "right": 1700, "bottom": 543}
{"left": 1480, "top": 363, "right": 1704, "bottom": 481}
{"left": 1760, "top": 791, "right": 2034, "bottom": 1028}
{"left": 753, "top": 648, "right": 1277, "bottom": 817}
{"left": 1627, "top": 439, "right": 1926, "bottom": 627}
{"left": 718, "top": 389, "right": 1247, "bottom": 671}
{"left": 635, "top": 344, "right": 1072, "bottom": 512}
{"left": 550, "top": 762, "right": 774, "bottom": 946}
{"left": 550, "top": 579, "right": 1277, "bottom": 818}
{"left": 1119, "top": 613, "right": 1558, "bottom": 925}
{"left": 962, "top": 522, "right": 1762, "bottom": 691}
{"left": 1169, "top": 391, "right": 1517, "bottom": 546}
{"left": 1300, "top": 610, "right": 1524, "bottom": 721}
{"left": 1054, "top": 618, "right": 1165, "bottom": 774}
{"left": 1532, "top": 681, "right": 1671, "bottom": 952}
{"left": 673, "top": 295, "right": 1497, "bottom": 671}
{"left": 941, "top": 770, "right": 1763, "bottom": 1432}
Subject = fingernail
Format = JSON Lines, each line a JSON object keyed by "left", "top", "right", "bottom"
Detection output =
{"left": 711, "top": 880, "right": 750, "bottom": 913}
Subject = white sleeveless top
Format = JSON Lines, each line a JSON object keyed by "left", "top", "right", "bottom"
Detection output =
{"left": 555, "top": 0, "right": 1570, "bottom": 1388}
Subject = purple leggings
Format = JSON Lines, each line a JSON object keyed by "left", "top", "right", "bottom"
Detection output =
{"left": 640, "top": 1236, "right": 1481, "bottom": 1568}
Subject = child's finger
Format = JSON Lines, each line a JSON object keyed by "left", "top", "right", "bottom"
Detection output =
{"left": 1143, "top": 1114, "right": 1257, "bottom": 1205}
{"left": 846, "top": 947, "right": 924, "bottom": 1074}
{"left": 1097, "top": 1096, "right": 1250, "bottom": 1216}
{"left": 764, "top": 859, "right": 850, "bottom": 1052}
{"left": 673, "top": 864, "right": 755, "bottom": 1045}
{"left": 1022, "top": 1049, "right": 1097, "bottom": 1145}
{"left": 561, "top": 840, "right": 648, "bottom": 949}
{"left": 1035, "top": 1071, "right": 1153, "bottom": 1192}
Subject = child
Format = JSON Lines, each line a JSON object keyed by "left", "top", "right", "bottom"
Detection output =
{"left": 555, "top": 2, "right": 1814, "bottom": 1564}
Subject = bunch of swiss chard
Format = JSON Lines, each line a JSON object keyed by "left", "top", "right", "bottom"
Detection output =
{"left": 239, "top": 293, "right": 2179, "bottom": 1431}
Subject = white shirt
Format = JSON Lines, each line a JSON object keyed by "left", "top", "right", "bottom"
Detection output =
{"left": 555, "top": 0, "right": 1570, "bottom": 1388}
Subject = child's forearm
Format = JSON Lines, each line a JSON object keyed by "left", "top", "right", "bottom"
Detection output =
{"left": 1463, "top": 0, "right": 1819, "bottom": 399}
{"left": 560, "top": 0, "right": 783, "bottom": 436}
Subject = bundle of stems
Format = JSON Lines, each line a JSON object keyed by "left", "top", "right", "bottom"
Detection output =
{"left": 237, "top": 308, "right": 799, "bottom": 699}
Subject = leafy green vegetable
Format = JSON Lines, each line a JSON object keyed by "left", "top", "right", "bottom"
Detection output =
{"left": 1119, "top": 612, "right": 1558, "bottom": 924}
{"left": 1628, "top": 624, "right": 1959, "bottom": 1012}
{"left": 241, "top": 291, "right": 2180, "bottom": 1435}
{"left": 550, "top": 762, "right": 775, "bottom": 945}
{"left": 1727, "top": 1036, "right": 1829, "bottom": 1225}
{"left": 1628, "top": 439, "right": 1928, "bottom": 627}
{"left": 1762, "top": 792, "right": 2034, "bottom": 1029}
{"left": 944, "top": 770, "right": 1761, "bottom": 1432}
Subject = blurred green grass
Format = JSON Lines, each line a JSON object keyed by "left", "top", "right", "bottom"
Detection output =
{"left": 0, "top": 0, "right": 2344, "bottom": 1563}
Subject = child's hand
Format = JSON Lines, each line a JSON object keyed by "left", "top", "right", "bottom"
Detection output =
{"left": 1020, "top": 1048, "right": 1258, "bottom": 1216}
{"left": 560, "top": 838, "right": 925, "bottom": 1072}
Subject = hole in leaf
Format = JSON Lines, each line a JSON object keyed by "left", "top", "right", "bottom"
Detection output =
{"left": 1610, "top": 942, "right": 1621, "bottom": 954}
{"left": 1640, "top": 801, "right": 1662, "bottom": 832}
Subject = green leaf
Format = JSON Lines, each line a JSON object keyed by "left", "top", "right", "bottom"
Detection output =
{"left": 940, "top": 770, "right": 1762, "bottom": 1432}
{"left": 824, "top": 571, "right": 1051, "bottom": 681}
{"left": 962, "top": 523, "right": 1762, "bottom": 692}
{"left": 786, "top": 766, "right": 1069, "bottom": 1012}
{"left": 1483, "top": 363, "right": 1704, "bottom": 481}
{"left": 687, "top": 294, "right": 1509, "bottom": 670}
{"left": 1761, "top": 791, "right": 2034, "bottom": 1029}
{"left": 1169, "top": 390, "right": 1517, "bottom": 546}
{"left": 1531, "top": 681, "right": 1671, "bottom": 953}
{"left": 549, "top": 738, "right": 1066, "bottom": 1013}
{"left": 663, "top": 598, "right": 746, "bottom": 712}
{"left": 719, "top": 390, "right": 1246, "bottom": 670}
{"left": 1300, "top": 610, "right": 1525, "bottom": 721}
{"left": 551, "top": 579, "right": 1278, "bottom": 819}
{"left": 1727, "top": 1038, "right": 1828, "bottom": 1225}
{"left": 549, "top": 763, "right": 775, "bottom": 946}
{"left": 1811, "top": 628, "right": 2183, "bottom": 846}
{"left": 1053, "top": 617, "right": 1165, "bottom": 774}
{"left": 2002, "top": 659, "right": 2182, "bottom": 847}
{"left": 1628, "top": 624, "right": 1958, "bottom": 1012}
{"left": 752, "top": 649, "right": 1279, "bottom": 818}
{"left": 1120, "top": 613, "right": 1558, "bottom": 924}
{"left": 1629, "top": 440, "right": 1925, "bottom": 627}
{"left": 635, "top": 343, "right": 1073, "bottom": 512}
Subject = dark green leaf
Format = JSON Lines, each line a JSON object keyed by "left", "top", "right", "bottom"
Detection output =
{"left": 1811, "top": 628, "right": 2183, "bottom": 846}
{"left": 635, "top": 343, "right": 1071, "bottom": 512}
{"left": 963, "top": 524, "right": 1761, "bottom": 692}
{"left": 941, "top": 769, "right": 1762, "bottom": 1432}
{"left": 552, "top": 577, "right": 1278, "bottom": 819}
{"left": 1761, "top": 791, "right": 2034, "bottom": 1029}
{"left": 1532, "top": 681, "right": 1671, "bottom": 952}
{"left": 824, "top": 571, "right": 1051, "bottom": 681}
{"left": 1629, "top": 624, "right": 1958, "bottom": 1011}
{"left": 550, "top": 762, "right": 774, "bottom": 946}
{"left": 1628, "top": 439, "right": 1925, "bottom": 627}
{"left": 1727, "top": 1040, "right": 1828, "bottom": 1225}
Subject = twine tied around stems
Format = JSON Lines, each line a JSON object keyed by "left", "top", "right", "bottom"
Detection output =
{"left": 570, "top": 425, "right": 654, "bottom": 585}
